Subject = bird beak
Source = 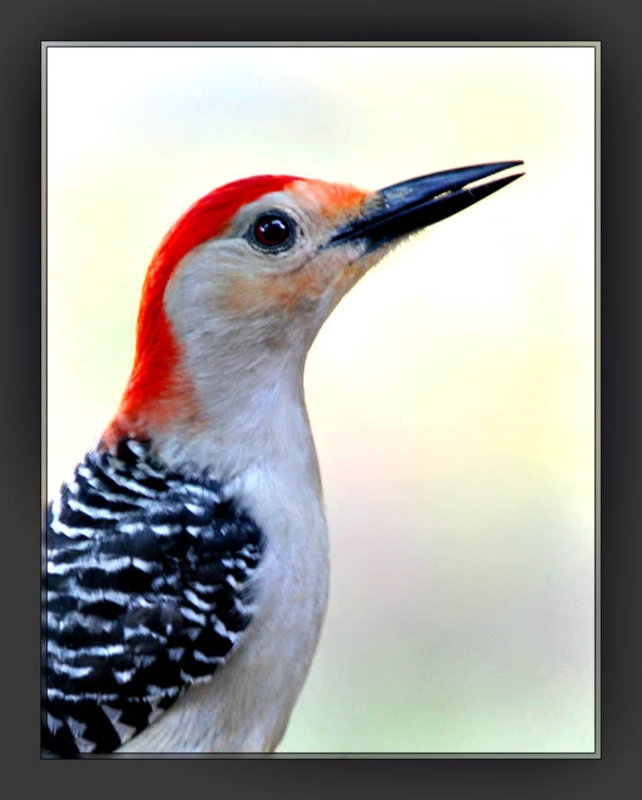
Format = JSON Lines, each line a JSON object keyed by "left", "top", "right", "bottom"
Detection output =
{"left": 325, "top": 161, "right": 525, "bottom": 252}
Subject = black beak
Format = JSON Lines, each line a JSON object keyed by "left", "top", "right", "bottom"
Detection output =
{"left": 326, "top": 161, "right": 525, "bottom": 251}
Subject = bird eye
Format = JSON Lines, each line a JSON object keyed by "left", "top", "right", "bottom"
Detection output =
{"left": 249, "top": 212, "right": 296, "bottom": 252}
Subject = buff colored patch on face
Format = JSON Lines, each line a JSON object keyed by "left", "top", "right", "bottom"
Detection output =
{"left": 221, "top": 179, "right": 382, "bottom": 318}
{"left": 223, "top": 254, "right": 336, "bottom": 317}
{"left": 289, "top": 179, "right": 371, "bottom": 227}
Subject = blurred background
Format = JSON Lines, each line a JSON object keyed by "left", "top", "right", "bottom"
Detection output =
{"left": 46, "top": 45, "right": 596, "bottom": 753}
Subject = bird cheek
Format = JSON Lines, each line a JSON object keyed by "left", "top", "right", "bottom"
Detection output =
{"left": 220, "top": 254, "right": 344, "bottom": 318}
{"left": 220, "top": 271, "right": 320, "bottom": 318}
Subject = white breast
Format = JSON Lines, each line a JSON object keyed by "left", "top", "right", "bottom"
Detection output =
{"left": 118, "top": 406, "right": 329, "bottom": 753}
{"left": 120, "top": 259, "right": 332, "bottom": 753}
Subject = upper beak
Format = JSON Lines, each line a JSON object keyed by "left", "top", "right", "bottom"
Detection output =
{"left": 326, "top": 161, "right": 525, "bottom": 251}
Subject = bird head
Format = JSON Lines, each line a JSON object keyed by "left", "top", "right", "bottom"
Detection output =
{"left": 105, "top": 163, "right": 523, "bottom": 454}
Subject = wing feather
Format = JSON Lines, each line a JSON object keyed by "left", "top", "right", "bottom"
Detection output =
{"left": 43, "top": 438, "right": 264, "bottom": 756}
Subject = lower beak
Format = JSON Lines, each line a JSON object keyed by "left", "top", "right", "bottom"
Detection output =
{"left": 326, "top": 161, "right": 525, "bottom": 251}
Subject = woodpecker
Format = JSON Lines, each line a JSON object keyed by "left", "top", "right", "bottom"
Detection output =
{"left": 44, "top": 161, "right": 524, "bottom": 756}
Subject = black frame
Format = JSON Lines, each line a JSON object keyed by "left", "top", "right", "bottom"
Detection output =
{"left": 2, "top": 0, "right": 639, "bottom": 796}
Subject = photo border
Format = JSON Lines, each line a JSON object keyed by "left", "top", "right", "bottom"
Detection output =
{"left": 2, "top": 0, "right": 639, "bottom": 796}
{"left": 40, "top": 38, "right": 601, "bottom": 762}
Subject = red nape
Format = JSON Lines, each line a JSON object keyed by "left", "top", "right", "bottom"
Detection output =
{"left": 105, "top": 174, "right": 301, "bottom": 443}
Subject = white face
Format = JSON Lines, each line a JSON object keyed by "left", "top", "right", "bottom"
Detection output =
{"left": 110, "top": 164, "right": 523, "bottom": 454}
{"left": 164, "top": 180, "right": 387, "bottom": 359}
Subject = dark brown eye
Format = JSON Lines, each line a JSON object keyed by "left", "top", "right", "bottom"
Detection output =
{"left": 249, "top": 212, "right": 296, "bottom": 251}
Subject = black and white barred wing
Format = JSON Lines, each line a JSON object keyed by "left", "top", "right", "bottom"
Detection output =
{"left": 44, "top": 439, "right": 264, "bottom": 756}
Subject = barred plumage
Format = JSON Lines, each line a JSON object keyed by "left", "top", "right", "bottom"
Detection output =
{"left": 44, "top": 437, "right": 265, "bottom": 756}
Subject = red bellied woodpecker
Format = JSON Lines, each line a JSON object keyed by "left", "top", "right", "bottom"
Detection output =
{"left": 44, "top": 162, "right": 524, "bottom": 755}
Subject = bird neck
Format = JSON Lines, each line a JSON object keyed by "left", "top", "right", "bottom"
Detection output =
{"left": 122, "top": 338, "right": 316, "bottom": 486}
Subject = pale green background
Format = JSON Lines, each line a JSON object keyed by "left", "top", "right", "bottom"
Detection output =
{"left": 46, "top": 45, "right": 596, "bottom": 753}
